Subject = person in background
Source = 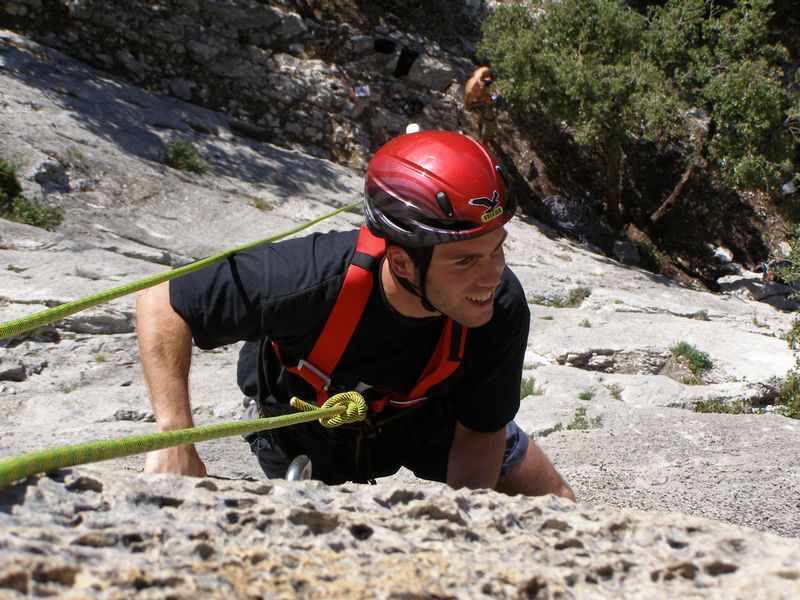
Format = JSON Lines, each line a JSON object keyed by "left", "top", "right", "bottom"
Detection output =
{"left": 465, "top": 66, "right": 498, "bottom": 144}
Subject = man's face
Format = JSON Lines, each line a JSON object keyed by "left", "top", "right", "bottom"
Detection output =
{"left": 422, "top": 227, "right": 507, "bottom": 328}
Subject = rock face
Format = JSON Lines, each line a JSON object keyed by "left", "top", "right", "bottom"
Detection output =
{"left": 1, "top": 467, "right": 799, "bottom": 598}
{"left": 1, "top": 0, "right": 478, "bottom": 169}
{"left": 1, "top": 28, "right": 800, "bottom": 598}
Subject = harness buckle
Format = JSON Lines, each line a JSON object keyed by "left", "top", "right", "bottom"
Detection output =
{"left": 388, "top": 396, "right": 427, "bottom": 408}
{"left": 296, "top": 359, "right": 331, "bottom": 391}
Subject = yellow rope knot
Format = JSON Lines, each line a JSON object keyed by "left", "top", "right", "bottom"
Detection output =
{"left": 290, "top": 391, "right": 367, "bottom": 428}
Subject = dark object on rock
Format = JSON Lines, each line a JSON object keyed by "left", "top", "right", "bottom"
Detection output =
{"left": 403, "top": 98, "right": 424, "bottom": 116}
{"left": 393, "top": 46, "right": 419, "bottom": 77}
{"left": 374, "top": 38, "right": 397, "bottom": 54}
{"left": 537, "top": 195, "right": 601, "bottom": 245}
{"left": 0, "top": 359, "right": 26, "bottom": 382}
{"left": 612, "top": 240, "right": 640, "bottom": 266}
{"left": 229, "top": 119, "right": 269, "bottom": 141}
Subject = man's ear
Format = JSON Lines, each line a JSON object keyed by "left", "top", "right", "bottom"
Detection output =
{"left": 385, "top": 245, "right": 417, "bottom": 282}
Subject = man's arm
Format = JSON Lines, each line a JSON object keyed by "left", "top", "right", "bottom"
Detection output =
{"left": 447, "top": 421, "right": 575, "bottom": 500}
{"left": 446, "top": 422, "right": 506, "bottom": 490}
{"left": 136, "top": 281, "right": 207, "bottom": 477}
{"left": 465, "top": 93, "right": 494, "bottom": 110}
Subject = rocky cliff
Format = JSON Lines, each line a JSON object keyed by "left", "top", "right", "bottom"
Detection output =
{"left": 1, "top": 0, "right": 480, "bottom": 170}
{"left": 1, "top": 25, "right": 800, "bottom": 599}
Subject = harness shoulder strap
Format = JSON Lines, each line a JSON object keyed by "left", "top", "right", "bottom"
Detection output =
{"left": 306, "top": 226, "right": 384, "bottom": 379}
{"left": 279, "top": 227, "right": 384, "bottom": 405}
{"left": 408, "top": 320, "right": 465, "bottom": 398}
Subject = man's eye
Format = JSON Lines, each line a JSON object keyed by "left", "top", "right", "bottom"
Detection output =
{"left": 457, "top": 257, "right": 475, "bottom": 266}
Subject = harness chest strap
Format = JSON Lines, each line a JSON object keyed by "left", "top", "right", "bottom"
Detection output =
{"left": 275, "top": 226, "right": 467, "bottom": 412}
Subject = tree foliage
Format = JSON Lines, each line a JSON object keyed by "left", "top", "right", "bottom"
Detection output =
{"left": 480, "top": 0, "right": 798, "bottom": 211}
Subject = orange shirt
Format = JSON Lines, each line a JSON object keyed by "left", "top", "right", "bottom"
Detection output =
{"left": 464, "top": 66, "right": 494, "bottom": 110}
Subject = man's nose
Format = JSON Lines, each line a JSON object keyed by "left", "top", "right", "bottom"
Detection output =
{"left": 477, "top": 254, "right": 504, "bottom": 285}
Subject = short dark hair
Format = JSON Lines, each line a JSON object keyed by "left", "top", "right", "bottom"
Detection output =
{"left": 387, "top": 241, "right": 433, "bottom": 273}
{"left": 385, "top": 241, "right": 436, "bottom": 310}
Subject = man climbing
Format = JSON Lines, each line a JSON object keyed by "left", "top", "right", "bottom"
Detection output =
{"left": 136, "top": 130, "right": 574, "bottom": 500}
{"left": 464, "top": 66, "right": 498, "bottom": 144}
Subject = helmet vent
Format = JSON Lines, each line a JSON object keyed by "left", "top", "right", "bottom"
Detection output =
{"left": 435, "top": 191, "right": 455, "bottom": 218}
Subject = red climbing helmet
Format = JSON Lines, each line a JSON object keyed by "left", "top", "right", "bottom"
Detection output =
{"left": 364, "top": 130, "right": 517, "bottom": 247}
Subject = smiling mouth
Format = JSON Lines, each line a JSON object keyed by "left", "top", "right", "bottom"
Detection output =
{"left": 467, "top": 291, "right": 494, "bottom": 304}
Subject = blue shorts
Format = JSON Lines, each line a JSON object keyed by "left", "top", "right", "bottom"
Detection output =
{"left": 242, "top": 399, "right": 529, "bottom": 484}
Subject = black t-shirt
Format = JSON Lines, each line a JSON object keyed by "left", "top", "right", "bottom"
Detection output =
{"left": 170, "top": 229, "right": 530, "bottom": 432}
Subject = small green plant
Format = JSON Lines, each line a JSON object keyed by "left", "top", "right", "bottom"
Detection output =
{"left": 520, "top": 375, "right": 543, "bottom": 398}
{"left": 0, "top": 159, "right": 63, "bottom": 230}
{"left": 607, "top": 383, "right": 623, "bottom": 401}
{"left": 774, "top": 370, "right": 800, "bottom": 419}
{"left": 578, "top": 390, "right": 594, "bottom": 401}
{"left": 0, "top": 158, "right": 23, "bottom": 208}
{"left": 771, "top": 224, "right": 800, "bottom": 288}
{"left": 566, "top": 287, "right": 591, "bottom": 307}
{"left": 539, "top": 315, "right": 554, "bottom": 320}
{"left": 9, "top": 196, "right": 64, "bottom": 230}
{"left": 65, "top": 146, "right": 85, "bottom": 161}
{"left": 565, "top": 406, "right": 603, "bottom": 430}
{"left": 774, "top": 319, "right": 800, "bottom": 418}
{"left": 528, "top": 287, "right": 592, "bottom": 308}
{"left": 692, "top": 398, "right": 754, "bottom": 414}
{"left": 690, "top": 310, "right": 710, "bottom": 321}
{"left": 94, "top": 354, "right": 107, "bottom": 363}
{"left": 164, "top": 140, "right": 207, "bottom": 173}
{"left": 781, "top": 319, "right": 800, "bottom": 350}
{"left": 670, "top": 341, "right": 712, "bottom": 376}
{"left": 250, "top": 197, "right": 273, "bottom": 212}
{"left": 579, "top": 318, "right": 592, "bottom": 328}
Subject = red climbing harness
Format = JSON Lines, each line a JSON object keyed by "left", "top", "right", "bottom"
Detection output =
{"left": 274, "top": 226, "right": 466, "bottom": 413}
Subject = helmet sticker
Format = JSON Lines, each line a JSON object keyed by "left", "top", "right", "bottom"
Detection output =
{"left": 469, "top": 191, "right": 503, "bottom": 223}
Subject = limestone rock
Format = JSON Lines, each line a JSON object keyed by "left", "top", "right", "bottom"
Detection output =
{"left": 0, "top": 468, "right": 798, "bottom": 598}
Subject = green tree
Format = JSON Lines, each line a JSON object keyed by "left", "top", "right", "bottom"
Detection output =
{"left": 481, "top": 0, "right": 798, "bottom": 226}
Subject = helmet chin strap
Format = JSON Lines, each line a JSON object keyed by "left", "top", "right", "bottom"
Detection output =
{"left": 395, "top": 274, "right": 439, "bottom": 314}
{"left": 384, "top": 249, "right": 440, "bottom": 315}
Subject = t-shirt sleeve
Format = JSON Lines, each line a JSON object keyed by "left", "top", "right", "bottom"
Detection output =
{"left": 169, "top": 231, "right": 354, "bottom": 351}
{"left": 451, "top": 268, "right": 530, "bottom": 432}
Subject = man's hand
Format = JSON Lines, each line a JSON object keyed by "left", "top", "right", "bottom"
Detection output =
{"left": 144, "top": 445, "right": 207, "bottom": 477}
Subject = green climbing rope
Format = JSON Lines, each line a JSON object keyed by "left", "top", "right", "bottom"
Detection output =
{"left": 0, "top": 200, "right": 360, "bottom": 340}
{"left": 0, "top": 392, "right": 367, "bottom": 490}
